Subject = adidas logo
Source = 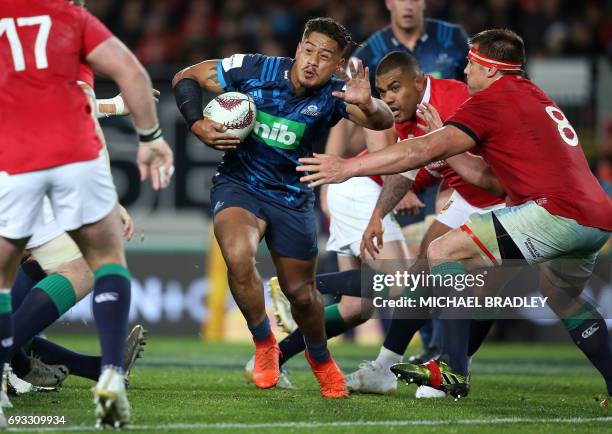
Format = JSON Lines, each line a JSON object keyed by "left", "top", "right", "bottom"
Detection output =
{"left": 581, "top": 322, "right": 600, "bottom": 339}
{"left": 94, "top": 292, "right": 119, "bottom": 303}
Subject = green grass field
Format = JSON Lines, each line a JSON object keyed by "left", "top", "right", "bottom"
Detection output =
{"left": 5, "top": 334, "right": 612, "bottom": 433}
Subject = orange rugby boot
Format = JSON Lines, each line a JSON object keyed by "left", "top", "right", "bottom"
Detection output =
{"left": 252, "top": 334, "right": 281, "bottom": 389}
{"left": 305, "top": 351, "right": 349, "bottom": 398}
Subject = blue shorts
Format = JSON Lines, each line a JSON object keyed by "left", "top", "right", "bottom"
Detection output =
{"left": 210, "top": 177, "right": 318, "bottom": 260}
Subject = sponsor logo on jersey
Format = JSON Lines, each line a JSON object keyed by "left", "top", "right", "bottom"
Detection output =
{"left": 251, "top": 111, "right": 306, "bottom": 150}
{"left": 581, "top": 322, "right": 600, "bottom": 339}
{"left": 94, "top": 292, "right": 119, "bottom": 303}
{"left": 300, "top": 104, "right": 320, "bottom": 117}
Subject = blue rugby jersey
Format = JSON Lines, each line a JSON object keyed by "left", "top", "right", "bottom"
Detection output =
{"left": 215, "top": 54, "right": 349, "bottom": 211}
{"left": 351, "top": 19, "right": 469, "bottom": 93}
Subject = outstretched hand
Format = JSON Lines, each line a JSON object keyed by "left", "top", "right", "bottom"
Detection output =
{"left": 416, "top": 102, "right": 443, "bottom": 133}
{"left": 333, "top": 59, "right": 374, "bottom": 110}
{"left": 297, "top": 153, "right": 353, "bottom": 188}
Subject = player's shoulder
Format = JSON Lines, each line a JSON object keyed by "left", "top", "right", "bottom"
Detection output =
{"left": 353, "top": 26, "right": 393, "bottom": 62}
{"left": 221, "top": 53, "right": 290, "bottom": 81}
{"left": 425, "top": 18, "right": 468, "bottom": 45}
{"left": 431, "top": 76, "right": 467, "bottom": 92}
{"left": 14, "top": 0, "right": 85, "bottom": 18}
{"left": 327, "top": 75, "right": 346, "bottom": 92}
{"left": 425, "top": 18, "right": 466, "bottom": 34}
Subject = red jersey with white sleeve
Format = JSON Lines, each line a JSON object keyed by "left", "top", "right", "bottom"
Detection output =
{"left": 395, "top": 76, "right": 504, "bottom": 208}
{"left": 0, "top": 0, "right": 112, "bottom": 174}
{"left": 446, "top": 74, "right": 612, "bottom": 230}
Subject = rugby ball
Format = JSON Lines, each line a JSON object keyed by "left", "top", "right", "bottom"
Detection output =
{"left": 203, "top": 92, "right": 257, "bottom": 141}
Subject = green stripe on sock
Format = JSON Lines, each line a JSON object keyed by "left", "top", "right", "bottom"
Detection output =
{"left": 94, "top": 263, "right": 131, "bottom": 282}
{"left": 562, "top": 303, "right": 597, "bottom": 331}
{"left": 430, "top": 261, "right": 466, "bottom": 276}
{"left": 35, "top": 274, "right": 76, "bottom": 316}
{"left": 0, "top": 292, "right": 11, "bottom": 314}
{"left": 324, "top": 304, "right": 349, "bottom": 337}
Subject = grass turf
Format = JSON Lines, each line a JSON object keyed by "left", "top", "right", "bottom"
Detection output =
{"left": 5, "top": 334, "right": 611, "bottom": 433}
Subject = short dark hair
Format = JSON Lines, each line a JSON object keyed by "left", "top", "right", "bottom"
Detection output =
{"left": 470, "top": 29, "right": 525, "bottom": 73}
{"left": 303, "top": 17, "right": 355, "bottom": 55}
{"left": 376, "top": 51, "right": 422, "bottom": 77}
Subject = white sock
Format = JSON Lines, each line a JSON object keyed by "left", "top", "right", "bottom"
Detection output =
{"left": 375, "top": 346, "right": 403, "bottom": 370}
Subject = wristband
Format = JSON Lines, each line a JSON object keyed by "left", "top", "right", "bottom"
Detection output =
{"left": 97, "top": 95, "right": 125, "bottom": 117}
{"left": 136, "top": 124, "right": 162, "bottom": 143}
{"left": 174, "top": 78, "right": 204, "bottom": 129}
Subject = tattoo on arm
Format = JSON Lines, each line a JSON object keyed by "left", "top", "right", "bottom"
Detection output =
{"left": 375, "top": 174, "right": 412, "bottom": 216}
{"left": 206, "top": 70, "right": 219, "bottom": 88}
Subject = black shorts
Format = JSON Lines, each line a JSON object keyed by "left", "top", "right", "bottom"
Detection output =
{"left": 210, "top": 176, "right": 318, "bottom": 260}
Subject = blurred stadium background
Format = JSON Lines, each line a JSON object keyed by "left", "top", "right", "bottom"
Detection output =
{"left": 53, "top": 0, "right": 612, "bottom": 345}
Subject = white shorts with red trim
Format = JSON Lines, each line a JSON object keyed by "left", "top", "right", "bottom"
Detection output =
{"left": 462, "top": 201, "right": 610, "bottom": 288}
{"left": 326, "top": 176, "right": 404, "bottom": 257}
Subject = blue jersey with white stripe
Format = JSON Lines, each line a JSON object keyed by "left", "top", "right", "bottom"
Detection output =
{"left": 352, "top": 19, "right": 469, "bottom": 94}
{"left": 215, "top": 54, "right": 349, "bottom": 211}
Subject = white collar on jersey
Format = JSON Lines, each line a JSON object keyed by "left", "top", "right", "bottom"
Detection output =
{"left": 420, "top": 75, "right": 432, "bottom": 105}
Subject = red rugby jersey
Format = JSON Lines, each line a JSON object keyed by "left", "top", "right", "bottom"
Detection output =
{"left": 0, "top": 0, "right": 112, "bottom": 174}
{"left": 396, "top": 76, "right": 504, "bottom": 208}
{"left": 446, "top": 74, "right": 612, "bottom": 230}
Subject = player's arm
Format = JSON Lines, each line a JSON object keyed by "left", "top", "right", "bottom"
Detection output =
{"left": 344, "top": 99, "right": 394, "bottom": 130}
{"left": 446, "top": 153, "right": 506, "bottom": 197}
{"left": 297, "top": 125, "right": 475, "bottom": 187}
{"left": 172, "top": 60, "right": 224, "bottom": 93}
{"left": 97, "top": 89, "right": 160, "bottom": 118}
{"left": 360, "top": 174, "right": 414, "bottom": 259}
{"left": 334, "top": 60, "right": 393, "bottom": 131}
{"left": 86, "top": 37, "right": 173, "bottom": 191}
{"left": 363, "top": 126, "right": 397, "bottom": 153}
{"left": 171, "top": 60, "right": 241, "bottom": 151}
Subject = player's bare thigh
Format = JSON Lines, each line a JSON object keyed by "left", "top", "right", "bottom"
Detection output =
{"left": 427, "top": 227, "right": 489, "bottom": 270}
{"left": 213, "top": 207, "right": 266, "bottom": 269}
{"left": 0, "top": 237, "right": 28, "bottom": 287}
{"left": 30, "top": 233, "right": 93, "bottom": 300}
{"left": 416, "top": 219, "right": 453, "bottom": 261}
{"left": 68, "top": 204, "right": 126, "bottom": 271}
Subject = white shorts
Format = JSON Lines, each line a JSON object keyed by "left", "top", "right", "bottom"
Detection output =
{"left": 464, "top": 201, "right": 610, "bottom": 288}
{"left": 436, "top": 190, "right": 506, "bottom": 229}
{"left": 0, "top": 154, "right": 117, "bottom": 240}
{"left": 26, "top": 198, "right": 65, "bottom": 249}
{"left": 326, "top": 177, "right": 404, "bottom": 257}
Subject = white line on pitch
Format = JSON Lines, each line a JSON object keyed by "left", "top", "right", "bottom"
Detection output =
{"left": 7, "top": 416, "right": 612, "bottom": 432}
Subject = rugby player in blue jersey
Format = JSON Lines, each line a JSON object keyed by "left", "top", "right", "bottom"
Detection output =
{"left": 173, "top": 17, "right": 393, "bottom": 398}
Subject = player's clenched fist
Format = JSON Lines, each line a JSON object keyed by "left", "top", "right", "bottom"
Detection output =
{"left": 191, "top": 118, "right": 241, "bottom": 151}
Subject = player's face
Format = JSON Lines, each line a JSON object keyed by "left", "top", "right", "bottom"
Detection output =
{"left": 386, "top": 0, "right": 425, "bottom": 32}
{"left": 294, "top": 32, "right": 344, "bottom": 89}
{"left": 376, "top": 68, "right": 424, "bottom": 122}
{"left": 465, "top": 58, "right": 492, "bottom": 94}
